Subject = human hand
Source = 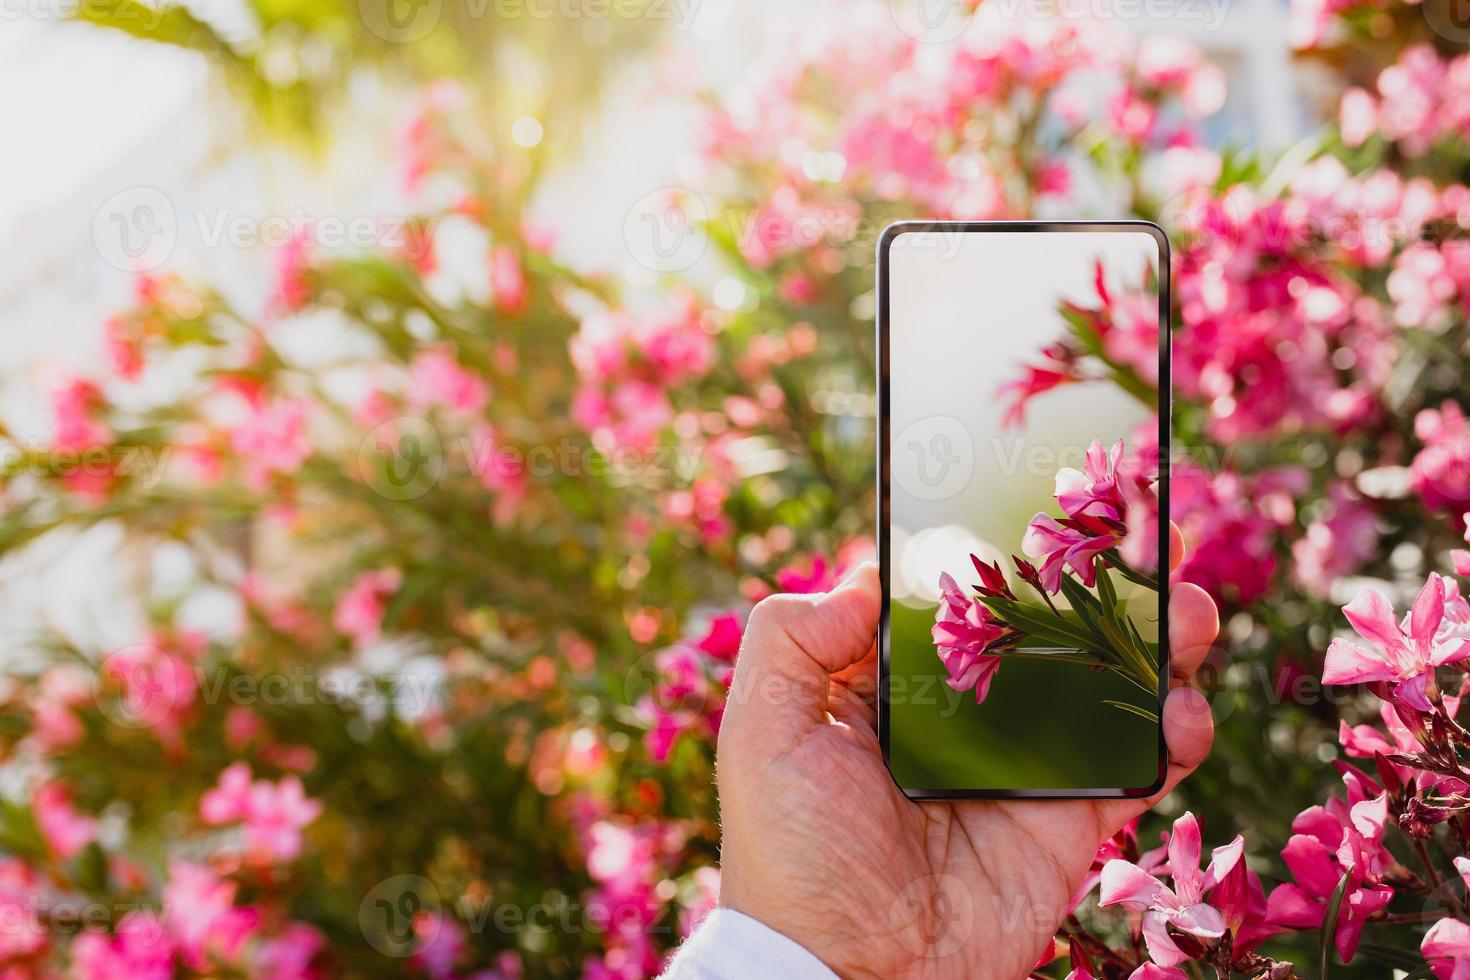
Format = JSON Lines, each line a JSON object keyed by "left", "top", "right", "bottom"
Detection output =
{"left": 715, "top": 525, "right": 1218, "bottom": 979}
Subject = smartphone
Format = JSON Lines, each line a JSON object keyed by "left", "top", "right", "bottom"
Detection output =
{"left": 877, "top": 221, "right": 1170, "bottom": 800}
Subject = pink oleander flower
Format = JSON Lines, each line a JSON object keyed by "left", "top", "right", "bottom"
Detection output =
{"left": 1266, "top": 790, "right": 1395, "bottom": 962}
{"left": 1339, "top": 696, "right": 1469, "bottom": 794}
{"left": 411, "top": 912, "right": 464, "bottom": 979}
{"left": 271, "top": 232, "right": 313, "bottom": 313}
{"left": 489, "top": 244, "right": 527, "bottom": 313}
{"left": 243, "top": 776, "right": 323, "bottom": 863}
{"left": 931, "top": 573, "right": 1006, "bottom": 703}
{"left": 200, "top": 764, "right": 323, "bottom": 864}
{"left": 694, "top": 612, "right": 743, "bottom": 662}
{"left": 1454, "top": 515, "right": 1470, "bottom": 576}
{"left": 1022, "top": 512, "right": 1119, "bottom": 593}
{"left": 71, "top": 909, "right": 176, "bottom": 980}
{"left": 1413, "top": 402, "right": 1470, "bottom": 515}
{"left": 34, "top": 781, "right": 97, "bottom": 860}
{"left": 1291, "top": 483, "right": 1379, "bottom": 598}
{"left": 162, "top": 860, "right": 259, "bottom": 969}
{"left": 201, "top": 761, "right": 254, "bottom": 824}
{"left": 228, "top": 397, "right": 313, "bottom": 491}
{"left": 1067, "top": 965, "right": 1186, "bottom": 980}
{"left": 408, "top": 347, "right": 490, "bottom": 419}
{"left": 332, "top": 567, "right": 402, "bottom": 648}
{"left": 1423, "top": 858, "right": 1470, "bottom": 979}
{"left": 252, "top": 922, "right": 326, "bottom": 980}
{"left": 0, "top": 859, "right": 47, "bottom": 960}
{"left": 1099, "top": 811, "right": 1245, "bottom": 968}
{"left": 50, "top": 377, "right": 112, "bottom": 452}
{"left": 1322, "top": 573, "right": 1470, "bottom": 711}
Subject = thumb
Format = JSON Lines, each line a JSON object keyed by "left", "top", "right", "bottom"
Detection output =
{"left": 723, "top": 563, "right": 881, "bottom": 736}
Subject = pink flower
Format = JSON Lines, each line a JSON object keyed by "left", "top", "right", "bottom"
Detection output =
{"left": 162, "top": 860, "right": 259, "bottom": 968}
{"left": 0, "top": 859, "right": 47, "bottom": 960}
{"left": 1055, "top": 440, "right": 1128, "bottom": 521}
{"left": 271, "top": 232, "right": 312, "bottom": 313}
{"left": 50, "top": 377, "right": 112, "bottom": 452}
{"left": 332, "top": 568, "right": 402, "bottom": 648}
{"left": 33, "top": 781, "right": 97, "bottom": 860}
{"left": 931, "top": 573, "right": 1006, "bottom": 703}
{"left": 201, "top": 762, "right": 254, "bottom": 824}
{"left": 1413, "top": 402, "right": 1470, "bottom": 515}
{"left": 1099, "top": 811, "right": 1244, "bottom": 967}
{"left": 1291, "top": 483, "right": 1378, "bottom": 597}
{"left": 1338, "top": 87, "right": 1376, "bottom": 146}
{"left": 71, "top": 910, "right": 175, "bottom": 980}
{"left": 489, "top": 245, "right": 527, "bottom": 313}
{"left": 1423, "top": 859, "right": 1470, "bottom": 979}
{"left": 408, "top": 348, "right": 490, "bottom": 419}
{"left": 1266, "top": 792, "right": 1394, "bottom": 962}
{"left": 228, "top": 397, "right": 313, "bottom": 490}
{"left": 411, "top": 912, "right": 464, "bottom": 979}
{"left": 694, "top": 613, "right": 743, "bottom": 662}
{"left": 251, "top": 922, "right": 325, "bottom": 979}
{"left": 243, "top": 776, "right": 323, "bottom": 863}
{"left": 1322, "top": 573, "right": 1470, "bottom": 711}
{"left": 1021, "top": 513, "right": 1118, "bottom": 593}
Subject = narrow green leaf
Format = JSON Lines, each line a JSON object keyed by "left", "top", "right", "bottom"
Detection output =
{"left": 1102, "top": 700, "right": 1158, "bottom": 723}
{"left": 1319, "top": 873, "right": 1351, "bottom": 979}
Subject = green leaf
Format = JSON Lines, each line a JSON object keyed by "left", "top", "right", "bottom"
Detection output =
{"left": 979, "top": 597, "right": 1102, "bottom": 654}
{"left": 1102, "top": 699, "right": 1158, "bottom": 723}
{"left": 1319, "top": 873, "right": 1351, "bottom": 979}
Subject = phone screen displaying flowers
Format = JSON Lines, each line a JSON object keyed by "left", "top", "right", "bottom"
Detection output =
{"left": 880, "top": 223, "right": 1168, "bottom": 796}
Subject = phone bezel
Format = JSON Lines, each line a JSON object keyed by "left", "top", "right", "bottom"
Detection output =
{"left": 876, "top": 219, "right": 1172, "bottom": 801}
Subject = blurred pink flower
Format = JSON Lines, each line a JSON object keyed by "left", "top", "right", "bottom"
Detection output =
{"left": 1323, "top": 573, "right": 1470, "bottom": 711}
{"left": 271, "top": 233, "right": 313, "bottom": 313}
{"left": 1423, "top": 858, "right": 1470, "bottom": 979}
{"left": 201, "top": 762, "right": 254, "bottom": 824}
{"left": 489, "top": 245, "right": 527, "bottom": 313}
{"left": 71, "top": 909, "right": 175, "bottom": 980}
{"left": 931, "top": 573, "right": 1006, "bottom": 702}
{"left": 0, "top": 859, "right": 47, "bottom": 960}
{"left": 243, "top": 776, "right": 323, "bottom": 863}
{"left": 332, "top": 568, "right": 402, "bottom": 648}
{"left": 411, "top": 912, "right": 464, "bottom": 979}
{"left": 251, "top": 922, "right": 325, "bottom": 980}
{"left": 1266, "top": 792, "right": 1394, "bottom": 961}
{"left": 408, "top": 348, "right": 490, "bottom": 419}
{"left": 228, "top": 397, "right": 313, "bottom": 490}
{"left": 1291, "top": 483, "right": 1378, "bottom": 597}
{"left": 50, "top": 377, "right": 112, "bottom": 452}
{"left": 1413, "top": 402, "right": 1470, "bottom": 515}
{"left": 34, "top": 781, "right": 97, "bottom": 860}
{"left": 1099, "top": 811, "right": 1244, "bottom": 967}
{"left": 162, "top": 860, "right": 258, "bottom": 969}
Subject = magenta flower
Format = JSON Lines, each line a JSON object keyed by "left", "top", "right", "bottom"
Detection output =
{"left": 408, "top": 347, "right": 490, "bottom": 419}
{"left": 70, "top": 909, "right": 175, "bottom": 980}
{"left": 1022, "top": 514, "right": 1118, "bottom": 593}
{"left": 33, "top": 781, "right": 97, "bottom": 861}
{"left": 1322, "top": 573, "right": 1470, "bottom": 711}
{"left": 162, "top": 860, "right": 259, "bottom": 969}
{"left": 1099, "top": 811, "right": 1245, "bottom": 968}
{"left": 1423, "top": 858, "right": 1470, "bottom": 980}
{"left": 331, "top": 567, "right": 402, "bottom": 648}
{"left": 931, "top": 573, "right": 1006, "bottom": 703}
{"left": 243, "top": 775, "right": 323, "bottom": 863}
{"left": 1265, "top": 792, "right": 1394, "bottom": 962}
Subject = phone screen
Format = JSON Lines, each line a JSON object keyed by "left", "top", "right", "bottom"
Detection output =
{"left": 878, "top": 223, "right": 1169, "bottom": 797}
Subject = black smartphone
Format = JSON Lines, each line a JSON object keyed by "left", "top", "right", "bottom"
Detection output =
{"left": 877, "top": 221, "right": 1170, "bottom": 800}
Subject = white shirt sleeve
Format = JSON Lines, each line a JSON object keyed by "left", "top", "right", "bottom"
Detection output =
{"left": 660, "top": 908, "right": 838, "bottom": 980}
